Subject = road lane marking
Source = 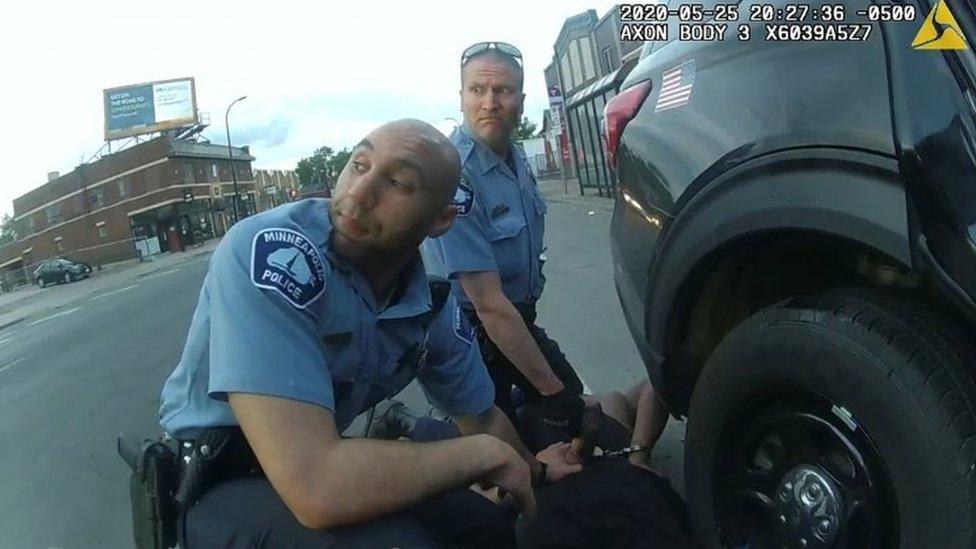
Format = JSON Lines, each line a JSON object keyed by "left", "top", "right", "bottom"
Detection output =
{"left": 27, "top": 307, "right": 81, "bottom": 327}
{"left": 141, "top": 267, "right": 184, "bottom": 281}
{"left": 0, "top": 357, "right": 25, "bottom": 374}
{"left": 91, "top": 284, "right": 139, "bottom": 301}
{"left": 0, "top": 337, "right": 13, "bottom": 347}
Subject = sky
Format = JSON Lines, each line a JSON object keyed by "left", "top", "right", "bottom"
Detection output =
{"left": 0, "top": 0, "right": 618, "bottom": 217}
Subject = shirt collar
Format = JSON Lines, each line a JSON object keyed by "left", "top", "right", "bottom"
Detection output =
{"left": 322, "top": 216, "right": 431, "bottom": 321}
{"left": 456, "top": 123, "right": 519, "bottom": 178}
{"left": 378, "top": 254, "right": 432, "bottom": 320}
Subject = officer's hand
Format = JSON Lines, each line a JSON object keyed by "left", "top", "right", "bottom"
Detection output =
{"left": 480, "top": 438, "right": 536, "bottom": 517}
{"left": 539, "top": 389, "right": 585, "bottom": 436}
{"left": 536, "top": 441, "right": 583, "bottom": 482}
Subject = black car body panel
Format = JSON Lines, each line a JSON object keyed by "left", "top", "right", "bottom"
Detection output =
{"left": 886, "top": 0, "right": 976, "bottom": 308}
{"left": 610, "top": 0, "right": 976, "bottom": 412}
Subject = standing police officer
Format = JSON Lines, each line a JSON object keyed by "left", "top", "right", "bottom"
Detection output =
{"left": 158, "top": 119, "right": 580, "bottom": 547}
{"left": 424, "top": 43, "right": 585, "bottom": 436}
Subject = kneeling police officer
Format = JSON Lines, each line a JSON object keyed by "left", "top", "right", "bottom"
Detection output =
{"left": 151, "top": 119, "right": 579, "bottom": 547}
{"left": 424, "top": 42, "right": 585, "bottom": 437}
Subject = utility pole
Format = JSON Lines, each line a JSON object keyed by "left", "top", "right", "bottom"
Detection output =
{"left": 225, "top": 95, "right": 247, "bottom": 223}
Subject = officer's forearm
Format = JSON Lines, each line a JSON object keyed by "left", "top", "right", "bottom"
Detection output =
{"left": 302, "top": 434, "right": 510, "bottom": 529}
{"left": 477, "top": 300, "right": 564, "bottom": 395}
{"left": 456, "top": 405, "right": 542, "bottom": 480}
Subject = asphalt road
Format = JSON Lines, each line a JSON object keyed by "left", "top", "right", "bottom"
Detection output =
{"left": 0, "top": 191, "right": 686, "bottom": 549}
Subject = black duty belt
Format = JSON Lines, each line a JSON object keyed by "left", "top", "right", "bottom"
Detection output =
{"left": 175, "top": 426, "right": 264, "bottom": 509}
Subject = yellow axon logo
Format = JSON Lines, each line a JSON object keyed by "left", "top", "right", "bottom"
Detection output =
{"left": 912, "top": 0, "right": 969, "bottom": 50}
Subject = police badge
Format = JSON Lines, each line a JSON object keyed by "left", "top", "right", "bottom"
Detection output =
{"left": 453, "top": 176, "right": 475, "bottom": 217}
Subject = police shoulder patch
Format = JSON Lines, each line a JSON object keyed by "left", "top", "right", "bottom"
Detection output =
{"left": 453, "top": 176, "right": 475, "bottom": 217}
{"left": 250, "top": 227, "right": 327, "bottom": 309}
{"left": 453, "top": 305, "right": 475, "bottom": 345}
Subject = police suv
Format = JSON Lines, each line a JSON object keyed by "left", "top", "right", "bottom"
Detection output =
{"left": 606, "top": 0, "right": 976, "bottom": 547}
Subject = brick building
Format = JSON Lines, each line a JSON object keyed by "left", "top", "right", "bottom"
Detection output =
{"left": 0, "top": 135, "right": 255, "bottom": 286}
{"left": 254, "top": 169, "right": 300, "bottom": 212}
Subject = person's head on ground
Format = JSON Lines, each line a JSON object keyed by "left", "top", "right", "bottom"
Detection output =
{"left": 459, "top": 42, "right": 525, "bottom": 155}
{"left": 329, "top": 119, "right": 461, "bottom": 261}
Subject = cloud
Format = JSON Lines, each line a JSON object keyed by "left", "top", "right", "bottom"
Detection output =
{"left": 210, "top": 114, "right": 294, "bottom": 149}
{"left": 0, "top": 0, "right": 619, "bottom": 214}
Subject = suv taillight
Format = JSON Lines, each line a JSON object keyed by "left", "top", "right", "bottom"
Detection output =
{"left": 604, "top": 81, "right": 652, "bottom": 169}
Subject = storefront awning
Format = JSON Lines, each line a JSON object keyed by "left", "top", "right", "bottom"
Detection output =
{"left": 565, "top": 57, "right": 639, "bottom": 110}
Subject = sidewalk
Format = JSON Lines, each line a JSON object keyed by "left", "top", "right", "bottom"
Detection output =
{"left": 537, "top": 176, "right": 616, "bottom": 214}
{"left": 0, "top": 239, "right": 221, "bottom": 331}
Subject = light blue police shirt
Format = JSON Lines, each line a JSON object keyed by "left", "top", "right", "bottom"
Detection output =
{"left": 422, "top": 124, "right": 547, "bottom": 307}
{"left": 159, "top": 199, "right": 494, "bottom": 439}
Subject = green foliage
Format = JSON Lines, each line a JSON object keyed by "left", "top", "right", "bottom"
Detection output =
{"left": 515, "top": 116, "right": 538, "bottom": 140}
{"left": 296, "top": 146, "right": 352, "bottom": 191}
{"left": 0, "top": 213, "right": 17, "bottom": 245}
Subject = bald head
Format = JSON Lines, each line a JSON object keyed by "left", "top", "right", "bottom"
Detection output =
{"left": 366, "top": 119, "right": 461, "bottom": 207}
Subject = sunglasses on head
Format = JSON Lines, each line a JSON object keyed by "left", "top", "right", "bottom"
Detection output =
{"left": 460, "top": 42, "right": 523, "bottom": 67}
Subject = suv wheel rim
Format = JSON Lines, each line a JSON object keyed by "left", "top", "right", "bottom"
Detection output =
{"left": 714, "top": 390, "right": 897, "bottom": 548}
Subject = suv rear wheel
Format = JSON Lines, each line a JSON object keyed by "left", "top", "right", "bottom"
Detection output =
{"left": 685, "top": 290, "right": 976, "bottom": 548}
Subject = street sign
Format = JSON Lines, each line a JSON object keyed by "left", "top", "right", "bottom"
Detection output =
{"left": 182, "top": 190, "right": 194, "bottom": 203}
{"left": 547, "top": 86, "right": 564, "bottom": 134}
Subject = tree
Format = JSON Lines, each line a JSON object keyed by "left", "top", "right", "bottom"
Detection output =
{"left": 295, "top": 146, "right": 353, "bottom": 191}
{"left": 0, "top": 213, "right": 17, "bottom": 245}
{"left": 296, "top": 146, "right": 333, "bottom": 191}
{"left": 327, "top": 149, "right": 352, "bottom": 181}
{"left": 515, "top": 116, "right": 538, "bottom": 141}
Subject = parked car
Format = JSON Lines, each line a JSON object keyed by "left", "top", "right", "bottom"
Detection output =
{"left": 605, "top": 1, "right": 976, "bottom": 547}
{"left": 33, "top": 258, "right": 92, "bottom": 287}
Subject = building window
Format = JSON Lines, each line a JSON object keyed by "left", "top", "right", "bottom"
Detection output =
{"left": 580, "top": 38, "right": 596, "bottom": 81}
{"left": 97, "top": 222, "right": 108, "bottom": 238}
{"left": 117, "top": 179, "right": 128, "bottom": 198}
{"left": 45, "top": 204, "right": 62, "bottom": 225}
{"left": 54, "top": 237, "right": 64, "bottom": 253}
{"left": 182, "top": 163, "right": 195, "bottom": 184}
{"left": 560, "top": 51, "right": 574, "bottom": 91}
{"left": 90, "top": 187, "right": 106, "bottom": 209}
{"left": 211, "top": 164, "right": 219, "bottom": 181}
{"left": 25, "top": 216, "right": 34, "bottom": 234}
{"left": 603, "top": 45, "right": 616, "bottom": 73}
{"left": 569, "top": 40, "right": 584, "bottom": 90}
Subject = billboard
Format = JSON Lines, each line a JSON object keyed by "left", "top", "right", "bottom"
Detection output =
{"left": 103, "top": 77, "right": 198, "bottom": 140}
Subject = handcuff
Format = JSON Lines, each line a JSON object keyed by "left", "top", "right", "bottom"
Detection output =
{"left": 593, "top": 445, "right": 649, "bottom": 460}
{"left": 532, "top": 444, "right": 650, "bottom": 489}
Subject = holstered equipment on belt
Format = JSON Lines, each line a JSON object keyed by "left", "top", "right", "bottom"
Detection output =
{"left": 174, "top": 426, "right": 263, "bottom": 510}
{"left": 117, "top": 433, "right": 179, "bottom": 549}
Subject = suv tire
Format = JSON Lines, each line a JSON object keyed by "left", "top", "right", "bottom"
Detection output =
{"left": 685, "top": 290, "right": 976, "bottom": 548}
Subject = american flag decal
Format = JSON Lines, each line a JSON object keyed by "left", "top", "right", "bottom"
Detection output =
{"left": 655, "top": 60, "right": 696, "bottom": 112}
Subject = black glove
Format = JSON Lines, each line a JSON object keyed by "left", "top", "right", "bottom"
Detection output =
{"left": 539, "top": 389, "right": 585, "bottom": 436}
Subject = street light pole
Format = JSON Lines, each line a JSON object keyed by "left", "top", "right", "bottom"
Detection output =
{"left": 225, "top": 95, "right": 247, "bottom": 223}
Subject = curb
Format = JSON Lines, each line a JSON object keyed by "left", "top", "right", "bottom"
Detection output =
{"left": 0, "top": 317, "right": 25, "bottom": 331}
